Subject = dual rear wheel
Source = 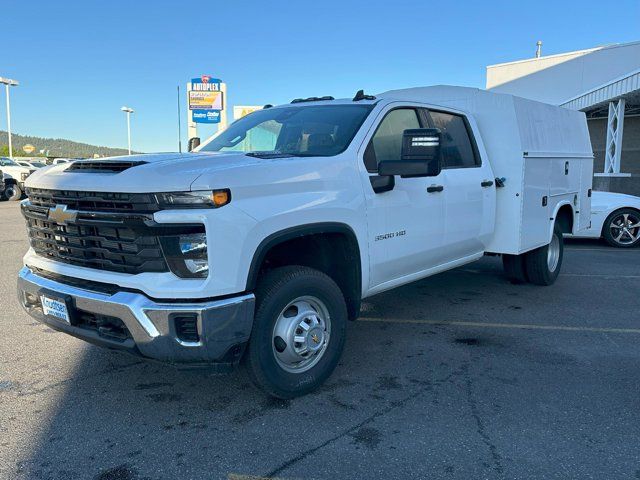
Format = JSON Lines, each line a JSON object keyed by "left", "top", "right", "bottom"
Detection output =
{"left": 502, "top": 223, "right": 564, "bottom": 286}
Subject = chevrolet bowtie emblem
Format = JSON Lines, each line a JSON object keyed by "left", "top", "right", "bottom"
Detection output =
{"left": 47, "top": 204, "right": 78, "bottom": 225}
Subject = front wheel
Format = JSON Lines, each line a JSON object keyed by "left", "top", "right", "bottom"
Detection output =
{"left": 602, "top": 209, "right": 640, "bottom": 248}
{"left": 524, "top": 224, "right": 564, "bottom": 286}
{"left": 244, "top": 266, "right": 347, "bottom": 398}
{"left": 4, "top": 184, "right": 22, "bottom": 201}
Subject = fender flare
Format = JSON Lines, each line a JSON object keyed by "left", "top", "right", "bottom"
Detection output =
{"left": 245, "top": 222, "right": 362, "bottom": 292}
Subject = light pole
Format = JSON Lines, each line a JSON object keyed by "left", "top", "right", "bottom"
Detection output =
{"left": 0, "top": 77, "right": 19, "bottom": 159}
{"left": 121, "top": 106, "right": 134, "bottom": 155}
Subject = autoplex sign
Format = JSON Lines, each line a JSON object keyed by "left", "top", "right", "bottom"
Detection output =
{"left": 189, "top": 75, "right": 223, "bottom": 124}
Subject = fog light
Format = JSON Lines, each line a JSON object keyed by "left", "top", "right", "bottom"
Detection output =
{"left": 160, "top": 231, "right": 209, "bottom": 278}
{"left": 184, "top": 258, "right": 209, "bottom": 276}
{"left": 179, "top": 233, "right": 207, "bottom": 255}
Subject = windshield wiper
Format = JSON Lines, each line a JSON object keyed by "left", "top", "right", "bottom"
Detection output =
{"left": 245, "top": 151, "right": 295, "bottom": 159}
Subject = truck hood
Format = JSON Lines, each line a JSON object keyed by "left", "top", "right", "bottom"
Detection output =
{"left": 24, "top": 152, "right": 263, "bottom": 193}
{"left": 2, "top": 165, "right": 33, "bottom": 179}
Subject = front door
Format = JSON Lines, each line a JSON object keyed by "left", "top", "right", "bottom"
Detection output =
{"left": 360, "top": 106, "right": 447, "bottom": 290}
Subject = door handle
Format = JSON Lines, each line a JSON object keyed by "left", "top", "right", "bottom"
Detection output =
{"left": 481, "top": 180, "right": 494, "bottom": 187}
{"left": 427, "top": 185, "right": 444, "bottom": 193}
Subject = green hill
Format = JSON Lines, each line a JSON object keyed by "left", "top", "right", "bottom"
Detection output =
{"left": 0, "top": 130, "right": 138, "bottom": 158}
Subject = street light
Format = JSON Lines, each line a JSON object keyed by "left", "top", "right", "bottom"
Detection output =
{"left": 120, "top": 106, "right": 134, "bottom": 155}
{"left": 0, "top": 77, "right": 19, "bottom": 160}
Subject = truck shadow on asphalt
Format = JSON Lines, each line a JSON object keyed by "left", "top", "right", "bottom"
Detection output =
{"left": 15, "top": 252, "right": 640, "bottom": 480}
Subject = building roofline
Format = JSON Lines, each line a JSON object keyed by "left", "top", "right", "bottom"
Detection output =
{"left": 486, "top": 40, "right": 640, "bottom": 69}
{"left": 560, "top": 67, "right": 640, "bottom": 110}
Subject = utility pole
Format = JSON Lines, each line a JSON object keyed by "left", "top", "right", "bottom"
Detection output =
{"left": 0, "top": 77, "right": 19, "bottom": 159}
{"left": 177, "top": 86, "right": 182, "bottom": 153}
{"left": 121, "top": 106, "right": 134, "bottom": 155}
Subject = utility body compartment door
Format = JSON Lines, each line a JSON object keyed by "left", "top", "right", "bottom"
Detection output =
{"left": 520, "top": 157, "right": 551, "bottom": 251}
{"left": 578, "top": 158, "right": 593, "bottom": 232}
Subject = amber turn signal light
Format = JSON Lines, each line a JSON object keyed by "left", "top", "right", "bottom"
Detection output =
{"left": 212, "top": 189, "right": 231, "bottom": 208}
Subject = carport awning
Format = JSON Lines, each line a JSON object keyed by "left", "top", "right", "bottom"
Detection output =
{"left": 560, "top": 68, "right": 640, "bottom": 113}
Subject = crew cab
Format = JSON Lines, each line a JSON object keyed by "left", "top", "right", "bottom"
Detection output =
{"left": 0, "top": 157, "right": 35, "bottom": 200}
{"left": 17, "top": 86, "right": 593, "bottom": 398}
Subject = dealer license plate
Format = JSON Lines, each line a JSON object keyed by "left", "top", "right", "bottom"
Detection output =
{"left": 41, "top": 295, "right": 70, "bottom": 324}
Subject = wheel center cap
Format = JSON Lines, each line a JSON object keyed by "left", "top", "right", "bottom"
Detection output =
{"left": 307, "top": 327, "right": 325, "bottom": 351}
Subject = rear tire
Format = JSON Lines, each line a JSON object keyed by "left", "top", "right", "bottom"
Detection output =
{"left": 524, "top": 223, "right": 564, "bottom": 286}
{"left": 4, "top": 184, "right": 22, "bottom": 201}
{"left": 245, "top": 266, "right": 347, "bottom": 399}
{"left": 502, "top": 254, "right": 528, "bottom": 284}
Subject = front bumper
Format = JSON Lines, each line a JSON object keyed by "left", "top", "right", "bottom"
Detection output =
{"left": 17, "top": 267, "right": 255, "bottom": 368}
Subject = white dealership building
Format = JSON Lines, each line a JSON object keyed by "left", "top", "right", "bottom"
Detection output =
{"left": 486, "top": 41, "right": 640, "bottom": 195}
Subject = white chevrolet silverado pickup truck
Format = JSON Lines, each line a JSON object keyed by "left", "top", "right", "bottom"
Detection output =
{"left": 17, "top": 86, "right": 593, "bottom": 398}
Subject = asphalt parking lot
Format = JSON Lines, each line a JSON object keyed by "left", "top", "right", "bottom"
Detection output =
{"left": 1, "top": 200, "right": 640, "bottom": 480}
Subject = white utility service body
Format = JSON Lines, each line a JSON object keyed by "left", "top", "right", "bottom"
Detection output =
{"left": 17, "top": 86, "right": 593, "bottom": 397}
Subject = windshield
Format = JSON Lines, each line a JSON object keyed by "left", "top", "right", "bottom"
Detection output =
{"left": 199, "top": 104, "right": 373, "bottom": 157}
{"left": 31, "top": 162, "right": 46, "bottom": 168}
{"left": 0, "top": 157, "right": 19, "bottom": 167}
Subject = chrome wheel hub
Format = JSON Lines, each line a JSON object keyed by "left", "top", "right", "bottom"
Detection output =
{"left": 547, "top": 234, "right": 560, "bottom": 272}
{"left": 272, "top": 296, "right": 331, "bottom": 373}
{"left": 610, "top": 213, "right": 640, "bottom": 245}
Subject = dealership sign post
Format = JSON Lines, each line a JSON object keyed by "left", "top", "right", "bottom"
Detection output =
{"left": 187, "top": 75, "right": 227, "bottom": 141}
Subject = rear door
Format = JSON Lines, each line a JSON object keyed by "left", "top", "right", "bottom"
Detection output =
{"left": 426, "top": 109, "right": 495, "bottom": 261}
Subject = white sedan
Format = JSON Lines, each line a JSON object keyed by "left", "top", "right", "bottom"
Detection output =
{"left": 571, "top": 191, "right": 640, "bottom": 248}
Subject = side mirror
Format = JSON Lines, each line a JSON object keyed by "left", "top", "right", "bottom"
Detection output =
{"left": 378, "top": 128, "right": 441, "bottom": 178}
{"left": 188, "top": 137, "right": 201, "bottom": 152}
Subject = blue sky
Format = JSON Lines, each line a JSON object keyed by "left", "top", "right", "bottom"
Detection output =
{"left": 2, "top": 0, "right": 639, "bottom": 153}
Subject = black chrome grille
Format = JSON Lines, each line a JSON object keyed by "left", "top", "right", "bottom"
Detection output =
{"left": 23, "top": 189, "right": 205, "bottom": 275}
{"left": 25, "top": 214, "right": 168, "bottom": 274}
{"left": 25, "top": 188, "right": 161, "bottom": 213}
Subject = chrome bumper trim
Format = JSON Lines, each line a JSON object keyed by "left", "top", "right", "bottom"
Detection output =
{"left": 17, "top": 266, "right": 255, "bottom": 363}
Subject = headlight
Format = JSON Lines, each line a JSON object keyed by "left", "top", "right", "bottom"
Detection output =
{"left": 155, "top": 190, "right": 230, "bottom": 209}
{"left": 160, "top": 231, "right": 209, "bottom": 278}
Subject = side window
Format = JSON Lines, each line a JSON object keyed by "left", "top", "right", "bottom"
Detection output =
{"left": 428, "top": 111, "right": 479, "bottom": 168}
{"left": 365, "top": 108, "right": 420, "bottom": 172}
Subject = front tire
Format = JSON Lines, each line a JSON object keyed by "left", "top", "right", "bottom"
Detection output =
{"left": 602, "top": 208, "right": 640, "bottom": 248}
{"left": 524, "top": 223, "right": 564, "bottom": 286}
{"left": 4, "top": 184, "right": 22, "bottom": 201}
{"left": 245, "top": 266, "right": 347, "bottom": 399}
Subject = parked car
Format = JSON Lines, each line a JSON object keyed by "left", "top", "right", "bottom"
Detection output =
{"left": 569, "top": 191, "right": 640, "bottom": 248}
{"left": 0, "top": 157, "right": 35, "bottom": 200}
{"left": 17, "top": 160, "right": 47, "bottom": 169}
{"left": 17, "top": 86, "right": 593, "bottom": 398}
{"left": 0, "top": 169, "right": 5, "bottom": 199}
{"left": 51, "top": 158, "right": 71, "bottom": 165}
